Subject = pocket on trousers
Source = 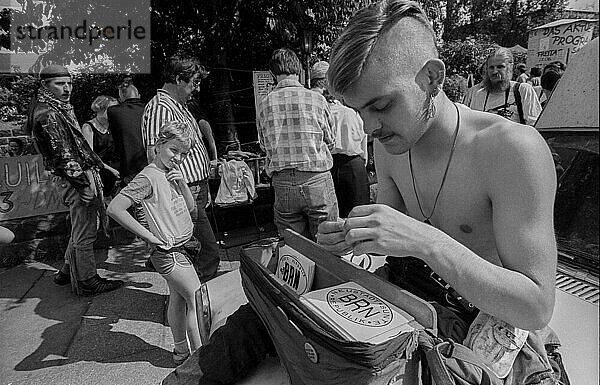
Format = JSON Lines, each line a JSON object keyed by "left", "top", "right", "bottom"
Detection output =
{"left": 308, "top": 174, "right": 336, "bottom": 209}
{"left": 274, "top": 186, "right": 290, "bottom": 212}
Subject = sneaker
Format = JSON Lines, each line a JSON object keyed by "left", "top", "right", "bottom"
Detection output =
{"left": 53, "top": 270, "right": 71, "bottom": 286}
{"left": 79, "top": 274, "right": 124, "bottom": 296}
{"left": 173, "top": 349, "right": 190, "bottom": 365}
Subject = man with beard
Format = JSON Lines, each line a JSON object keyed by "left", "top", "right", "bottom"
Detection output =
{"left": 28, "top": 65, "right": 124, "bottom": 296}
{"left": 463, "top": 47, "right": 542, "bottom": 126}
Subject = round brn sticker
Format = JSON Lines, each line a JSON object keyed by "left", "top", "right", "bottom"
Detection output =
{"left": 304, "top": 342, "right": 318, "bottom": 363}
{"left": 277, "top": 254, "right": 309, "bottom": 293}
{"left": 326, "top": 287, "right": 393, "bottom": 327}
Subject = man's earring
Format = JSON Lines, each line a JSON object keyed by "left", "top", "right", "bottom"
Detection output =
{"left": 426, "top": 85, "right": 442, "bottom": 120}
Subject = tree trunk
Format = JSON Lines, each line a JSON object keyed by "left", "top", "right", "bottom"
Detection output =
{"left": 205, "top": 0, "right": 238, "bottom": 154}
{"left": 212, "top": 50, "right": 238, "bottom": 153}
{"left": 443, "top": 0, "right": 460, "bottom": 42}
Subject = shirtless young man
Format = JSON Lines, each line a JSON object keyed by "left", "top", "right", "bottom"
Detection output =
{"left": 317, "top": 0, "right": 560, "bottom": 381}
{"left": 164, "top": 2, "right": 562, "bottom": 384}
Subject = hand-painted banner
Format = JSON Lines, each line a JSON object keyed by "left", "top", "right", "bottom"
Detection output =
{"left": 0, "top": 155, "right": 67, "bottom": 220}
{"left": 527, "top": 19, "right": 597, "bottom": 68}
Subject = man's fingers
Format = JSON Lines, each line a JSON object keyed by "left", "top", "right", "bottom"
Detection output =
{"left": 344, "top": 227, "right": 376, "bottom": 245}
{"left": 317, "top": 220, "right": 345, "bottom": 234}
{"left": 343, "top": 215, "right": 378, "bottom": 233}
{"left": 347, "top": 204, "right": 379, "bottom": 218}
{"left": 316, "top": 229, "right": 346, "bottom": 246}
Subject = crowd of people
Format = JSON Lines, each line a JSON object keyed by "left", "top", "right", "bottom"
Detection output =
{"left": 165, "top": 0, "right": 566, "bottom": 383}
{"left": 1, "top": 0, "right": 573, "bottom": 383}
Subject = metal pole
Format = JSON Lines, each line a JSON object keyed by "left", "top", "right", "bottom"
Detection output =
{"left": 306, "top": 55, "right": 311, "bottom": 89}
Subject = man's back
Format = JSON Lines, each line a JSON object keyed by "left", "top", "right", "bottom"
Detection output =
{"left": 107, "top": 98, "right": 147, "bottom": 178}
{"left": 257, "top": 79, "right": 334, "bottom": 175}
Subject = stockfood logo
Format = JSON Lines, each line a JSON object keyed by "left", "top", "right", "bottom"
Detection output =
{"left": 277, "top": 254, "right": 308, "bottom": 294}
{"left": 326, "top": 287, "right": 392, "bottom": 327}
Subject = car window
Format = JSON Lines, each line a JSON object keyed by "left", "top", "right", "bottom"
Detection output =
{"left": 546, "top": 133, "right": 599, "bottom": 267}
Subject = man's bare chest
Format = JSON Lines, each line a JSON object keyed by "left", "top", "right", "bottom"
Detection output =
{"left": 390, "top": 157, "right": 499, "bottom": 260}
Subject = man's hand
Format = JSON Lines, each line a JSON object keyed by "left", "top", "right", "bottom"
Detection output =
{"left": 316, "top": 219, "right": 351, "bottom": 256}
{"left": 341, "top": 204, "right": 434, "bottom": 258}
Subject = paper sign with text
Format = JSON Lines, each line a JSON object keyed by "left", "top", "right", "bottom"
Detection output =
{"left": 0, "top": 155, "right": 67, "bottom": 220}
{"left": 527, "top": 19, "right": 597, "bottom": 68}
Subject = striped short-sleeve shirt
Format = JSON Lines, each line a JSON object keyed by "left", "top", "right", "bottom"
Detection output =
{"left": 257, "top": 79, "right": 334, "bottom": 176}
{"left": 141, "top": 89, "right": 210, "bottom": 183}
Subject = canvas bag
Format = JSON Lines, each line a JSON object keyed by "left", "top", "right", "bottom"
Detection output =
{"left": 417, "top": 331, "right": 504, "bottom": 385}
{"left": 240, "top": 239, "right": 425, "bottom": 385}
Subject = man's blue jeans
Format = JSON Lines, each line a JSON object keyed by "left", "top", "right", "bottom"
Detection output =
{"left": 271, "top": 169, "right": 338, "bottom": 241}
{"left": 58, "top": 178, "right": 100, "bottom": 282}
{"left": 189, "top": 179, "right": 220, "bottom": 279}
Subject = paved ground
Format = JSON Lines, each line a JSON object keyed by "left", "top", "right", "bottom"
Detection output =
{"left": 0, "top": 234, "right": 259, "bottom": 385}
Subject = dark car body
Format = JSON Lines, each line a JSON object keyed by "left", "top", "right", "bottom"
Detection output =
{"left": 541, "top": 129, "right": 599, "bottom": 384}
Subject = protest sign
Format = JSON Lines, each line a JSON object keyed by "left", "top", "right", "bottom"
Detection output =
{"left": 253, "top": 71, "right": 276, "bottom": 112}
{"left": 0, "top": 155, "right": 67, "bottom": 220}
{"left": 527, "top": 19, "right": 597, "bottom": 68}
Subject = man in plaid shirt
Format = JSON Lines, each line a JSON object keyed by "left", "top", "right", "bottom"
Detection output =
{"left": 257, "top": 48, "right": 338, "bottom": 240}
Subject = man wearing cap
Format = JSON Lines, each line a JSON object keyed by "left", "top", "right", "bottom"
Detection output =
{"left": 311, "top": 61, "right": 369, "bottom": 218}
{"left": 27, "top": 65, "right": 124, "bottom": 296}
{"left": 256, "top": 48, "right": 338, "bottom": 240}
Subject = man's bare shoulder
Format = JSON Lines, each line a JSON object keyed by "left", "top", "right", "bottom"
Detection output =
{"left": 466, "top": 108, "right": 547, "bottom": 160}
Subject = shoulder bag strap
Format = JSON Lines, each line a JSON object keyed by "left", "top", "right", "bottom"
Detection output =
{"left": 512, "top": 83, "right": 526, "bottom": 124}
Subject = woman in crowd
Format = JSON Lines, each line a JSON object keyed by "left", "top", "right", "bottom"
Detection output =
{"left": 81, "top": 95, "right": 120, "bottom": 196}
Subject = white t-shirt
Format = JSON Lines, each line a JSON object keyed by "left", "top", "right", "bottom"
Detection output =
{"left": 463, "top": 81, "right": 542, "bottom": 126}
{"left": 120, "top": 163, "right": 193, "bottom": 249}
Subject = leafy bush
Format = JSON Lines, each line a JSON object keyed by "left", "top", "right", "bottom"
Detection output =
{"left": 443, "top": 74, "right": 468, "bottom": 103}
{"left": 0, "top": 105, "right": 19, "bottom": 122}
{"left": 439, "top": 36, "right": 496, "bottom": 84}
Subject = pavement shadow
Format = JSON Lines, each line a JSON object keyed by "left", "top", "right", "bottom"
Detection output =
{"left": 2, "top": 243, "right": 176, "bottom": 373}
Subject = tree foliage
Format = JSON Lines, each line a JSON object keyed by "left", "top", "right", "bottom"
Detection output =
{"left": 1, "top": 0, "right": 573, "bottom": 147}
{"left": 2, "top": 0, "right": 150, "bottom": 73}
{"left": 443, "top": 0, "right": 568, "bottom": 47}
